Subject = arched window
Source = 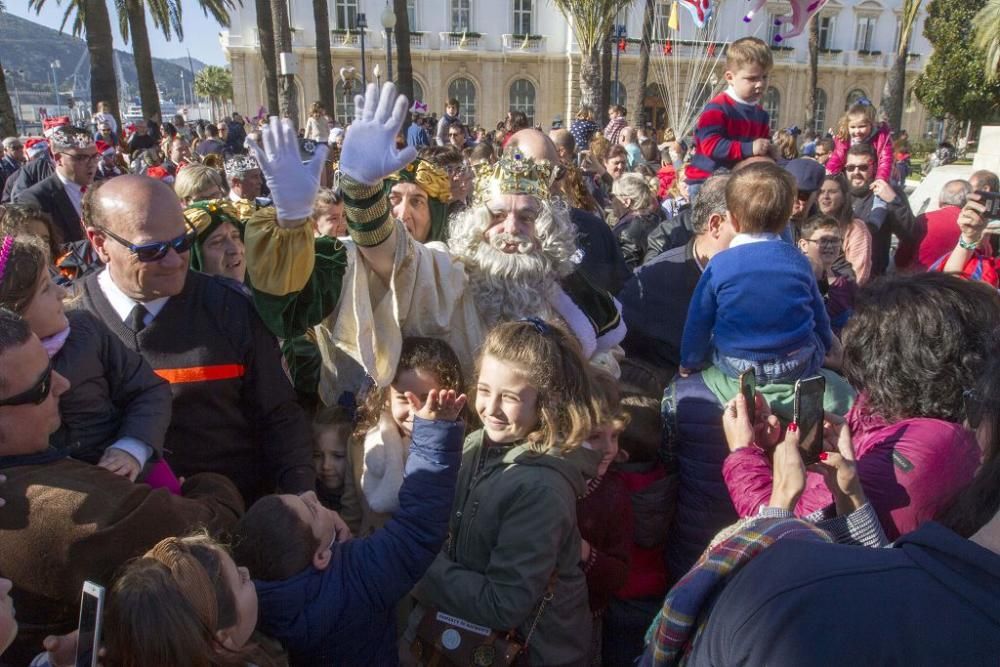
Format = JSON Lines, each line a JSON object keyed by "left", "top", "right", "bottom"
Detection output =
{"left": 509, "top": 79, "right": 536, "bottom": 125}
{"left": 813, "top": 88, "right": 828, "bottom": 133}
{"left": 411, "top": 80, "right": 425, "bottom": 105}
{"left": 334, "top": 79, "right": 359, "bottom": 123}
{"left": 448, "top": 77, "right": 477, "bottom": 126}
{"left": 764, "top": 87, "right": 780, "bottom": 131}
{"left": 845, "top": 88, "right": 868, "bottom": 110}
{"left": 610, "top": 80, "right": 627, "bottom": 108}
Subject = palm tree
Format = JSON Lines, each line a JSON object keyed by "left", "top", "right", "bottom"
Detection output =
{"left": 255, "top": 0, "right": 280, "bottom": 115}
{"left": 634, "top": 0, "right": 655, "bottom": 128}
{"left": 0, "top": 0, "right": 19, "bottom": 137}
{"left": 804, "top": 15, "right": 819, "bottom": 131}
{"left": 271, "top": 0, "right": 298, "bottom": 126}
{"left": 882, "top": 0, "right": 923, "bottom": 131}
{"left": 29, "top": 0, "right": 123, "bottom": 132}
{"left": 974, "top": 0, "right": 1000, "bottom": 80}
{"left": 312, "top": 0, "right": 334, "bottom": 118}
{"left": 194, "top": 64, "right": 233, "bottom": 120}
{"left": 552, "top": 0, "right": 633, "bottom": 115}
{"left": 393, "top": 0, "right": 413, "bottom": 130}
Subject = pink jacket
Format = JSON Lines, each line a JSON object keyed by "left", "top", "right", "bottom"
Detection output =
{"left": 825, "top": 123, "right": 895, "bottom": 182}
{"left": 722, "top": 398, "right": 981, "bottom": 540}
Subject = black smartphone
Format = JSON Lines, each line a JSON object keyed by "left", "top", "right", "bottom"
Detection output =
{"left": 739, "top": 368, "right": 756, "bottom": 425}
{"left": 793, "top": 375, "right": 826, "bottom": 465}
{"left": 976, "top": 191, "right": 1000, "bottom": 220}
{"left": 76, "top": 581, "right": 105, "bottom": 667}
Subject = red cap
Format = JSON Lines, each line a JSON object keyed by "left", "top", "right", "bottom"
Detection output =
{"left": 42, "top": 116, "right": 71, "bottom": 136}
{"left": 95, "top": 140, "right": 115, "bottom": 156}
{"left": 146, "top": 166, "right": 169, "bottom": 180}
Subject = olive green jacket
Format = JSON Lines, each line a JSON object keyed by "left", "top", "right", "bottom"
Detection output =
{"left": 412, "top": 430, "right": 601, "bottom": 666}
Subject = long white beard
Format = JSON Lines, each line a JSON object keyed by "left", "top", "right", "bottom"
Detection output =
{"left": 468, "top": 232, "right": 556, "bottom": 328}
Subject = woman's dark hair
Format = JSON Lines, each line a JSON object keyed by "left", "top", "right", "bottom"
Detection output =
{"left": 0, "top": 237, "right": 48, "bottom": 314}
{"left": 842, "top": 273, "right": 1000, "bottom": 423}
{"left": 820, "top": 174, "right": 853, "bottom": 226}
{"left": 937, "top": 347, "right": 1000, "bottom": 538}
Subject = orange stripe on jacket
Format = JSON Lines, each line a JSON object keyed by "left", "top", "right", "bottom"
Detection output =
{"left": 154, "top": 364, "right": 246, "bottom": 384}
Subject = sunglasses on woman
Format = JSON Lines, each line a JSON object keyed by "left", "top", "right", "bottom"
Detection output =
{"left": 100, "top": 223, "right": 197, "bottom": 262}
{"left": 0, "top": 362, "right": 52, "bottom": 407}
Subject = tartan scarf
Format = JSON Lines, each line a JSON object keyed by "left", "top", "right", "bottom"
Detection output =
{"left": 641, "top": 517, "right": 832, "bottom": 666}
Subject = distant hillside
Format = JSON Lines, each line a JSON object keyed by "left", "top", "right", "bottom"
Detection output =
{"left": 0, "top": 12, "right": 213, "bottom": 108}
{"left": 165, "top": 57, "right": 208, "bottom": 74}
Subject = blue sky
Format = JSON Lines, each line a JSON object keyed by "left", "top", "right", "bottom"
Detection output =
{"left": 8, "top": 2, "right": 230, "bottom": 66}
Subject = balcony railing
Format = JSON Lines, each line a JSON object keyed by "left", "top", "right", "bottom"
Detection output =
{"left": 501, "top": 34, "right": 545, "bottom": 52}
{"left": 409, "top": 32, "right": 426, "bottom": 49}
{"left": 438, "top": 31, "right": 485, "bottom": 50}
{"left": 331, "top": 29, "right": 369, "bottom": 48}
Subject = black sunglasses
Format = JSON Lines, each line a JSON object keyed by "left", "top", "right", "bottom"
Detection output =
{"left": 100, "top": 223, "right": 197, "bottom": 262}
{"left": 0, "top": 362, "right": 53, "bottom": 407}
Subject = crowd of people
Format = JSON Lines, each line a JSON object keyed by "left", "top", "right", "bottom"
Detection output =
{"left": 0, "top": 34, "right": 998, "bottom": 667}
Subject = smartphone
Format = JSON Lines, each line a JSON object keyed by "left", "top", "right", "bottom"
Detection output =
{"left": 738, "top": 368, "right": 756, "bottom": 425}
{"left": 793, "top": 376, "right": 826, "bottom": 465}
{"left": 977, "top": 191, "right": 1000, "bottom": 220}
{"left": 76, "top": 581, "right": 105, "bottom": 667}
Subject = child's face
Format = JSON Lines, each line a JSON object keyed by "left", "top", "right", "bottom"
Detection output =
{"left": 313, "top": 426, "right": 348, "bottom": 492}
{"left": 586, "top": 422, "right": 623, "bottom": 477}
{"left": 21, "top": 269, "right": 68, "bottom": 339}
{"left": 475, "top": 354, "right": 539, "bottom": 444}
{"left": 390, "top": 368, "right": 441, "bottom": 437}
{"left": 725, "top": 63, "right": 769, "bottom": 104}
{"left": 848, "top": 116, "right": 873, "bottom": 143}
{"left": 798, "top": 228, "right": 842, "bottom": 273}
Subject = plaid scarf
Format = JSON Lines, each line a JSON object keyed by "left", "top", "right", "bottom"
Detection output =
{"left": 641, "top": 517, "right": 832, "bottom": 666}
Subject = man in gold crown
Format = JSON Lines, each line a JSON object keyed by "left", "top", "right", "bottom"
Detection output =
{"left": 244, "top": 83, "right": 624, "bottom": 401}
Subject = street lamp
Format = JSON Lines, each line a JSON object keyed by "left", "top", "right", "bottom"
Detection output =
{"left": 612, "top": 24, "right": 626, "bottom": 106}
{"left": 357, "top": 13, "right": 368, "bottom": 88}
{"left": 381, "top": 2, "right": 397, "bottom": 83}
{"left": 4, "top": 68, "right": 24, "bottom": 135}
{"left": 50, "top": 60, "right": 61, "bottom": 117}
{"left": 339, "top": 66, "right": 357, "bottom": 122}
{"left": 180, "top": 70, "right": 187, "bottom": 107}
{"left": 373, "top": 63, "right": 382, "bottom": 88}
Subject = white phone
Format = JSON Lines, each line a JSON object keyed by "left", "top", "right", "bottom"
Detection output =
{"left": 75, "top": 581, "right": 105, "bottom": 667}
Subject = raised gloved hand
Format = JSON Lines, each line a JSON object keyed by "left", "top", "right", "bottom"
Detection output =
{"left": 246, "top": 116, "right": 328, "bottom": 223}
{"left": 339, "top": 82, "right": 417, "bottom": 186}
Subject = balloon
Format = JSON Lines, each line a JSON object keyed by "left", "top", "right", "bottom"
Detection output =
{"left": 679, "top": 0, "right": 714, "bottom": 29}
{"left": 743, "top": 0, "right": 830, "bottom": 43}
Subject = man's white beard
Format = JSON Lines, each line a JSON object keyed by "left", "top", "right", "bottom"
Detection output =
{"left": 468, "top": 232, "right": 556, "bottom": 328}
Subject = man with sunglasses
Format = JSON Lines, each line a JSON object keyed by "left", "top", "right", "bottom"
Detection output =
{"left": 844, "top": 142, "right": 916, "bottom": 277}
{"left": 75, "top": 175, "right": 315, "bottom": 504}
{"left": 0, "top": 137, "right": 23, "bottom": 194}
{"left": 0, "top": 308, "right": 246, "bottom": 665}
{"left": 15, "top": 126, "right": 97, "bottom": 243}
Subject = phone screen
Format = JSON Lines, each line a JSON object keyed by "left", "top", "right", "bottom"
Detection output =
{"left": 794, "top": 376, "right": 826, "bottom": 465}
{"left": 76, "top": 582, "right": 104, "bottom": 667}
{"left": 739, "top": 369, "right": 756, "bottom": 425}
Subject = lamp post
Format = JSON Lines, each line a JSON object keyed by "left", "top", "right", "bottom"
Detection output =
{"left": 612, "top": 24, "right": 625, "bottom": 106}
{"left": 339, "top": 66, "right": 357, "bottom": 122}
{"left": 49, "top": 60, "right": 61, "bottom": 116}
{"left": 381, "top": 2, "right": 396, "bottom": 83}
{"left": 357, "top": 13, "right": 368, "bottom": 88}
{"left": 4, "top": 68, "right": 24, "bottom": 136}
{"left": 180, "top": 70, "right": 187, "bottom": 107}
{"left": 373, "top": 63, "right": 382, "bottom": 88}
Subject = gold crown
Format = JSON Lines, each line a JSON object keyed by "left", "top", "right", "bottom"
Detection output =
{"left": 472, "top": 151, "right": 554, "bottom": 206}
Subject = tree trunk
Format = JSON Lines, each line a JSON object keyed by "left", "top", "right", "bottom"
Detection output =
{"left": 804, "top": 15, "right": 819, "bottom": 131}
{"left": 883, "top": 51, "right": 908, "bottom": 131}
{"left": 271, "top": 0, "right": 299, "bottom": 128}
{"left": 84, "top": 0, "right": 123, "bottom": 132}
{"left": 599, "top": 27, "right": 613, "bottom": 125}
{"left": 393, "top": 0, "right": 414, "bottom": 132}
{"left": 0, "top": 63, "right": 17, "bottom": 137}
{"left": 634, "top": 0, "right": 655, "bottom": 128}
{"left": 255, "top": 0, "right": 280, "bottom": 115}
{"left": 126, "top": 0, "right": 161, "bottom": 122}
{"left": 312, "top": 0, "right": 335, "bottom": 118}
{"left": 579, "top": 46, "right": 602, "bottom": 112}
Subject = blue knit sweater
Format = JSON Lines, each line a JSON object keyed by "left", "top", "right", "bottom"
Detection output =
{"left": 680, "top": 240, "right": 833, "bottom": 367}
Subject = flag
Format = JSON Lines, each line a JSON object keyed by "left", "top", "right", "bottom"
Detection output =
{"left": 678, "top": 0, "right": 713, "bottom": 28}
{"left": 668, "top": 1, "right": 680, "bottom": 31}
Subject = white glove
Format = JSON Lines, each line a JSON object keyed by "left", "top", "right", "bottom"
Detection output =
{"left": 339, "top": 82, "right": 417, "bottom": 186}
{"left": 246, "top": 116, "right": 328, "bottom": 222}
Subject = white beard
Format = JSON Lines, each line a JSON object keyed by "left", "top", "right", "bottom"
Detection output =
{"left": 467, "top": 232, "right": 557, "bottom": 328}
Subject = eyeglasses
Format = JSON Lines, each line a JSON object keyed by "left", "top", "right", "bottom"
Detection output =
{"left": 844, "top": 164, "right": 870, "bottom": 172}
{"left": 0, "top": 362, "right": 53, "bottom": 407}
{"left": 100, "top": 223, "right": 197, "bottom": 262}
{"left": 804, "top": 236, "right": 843, "bottom": 249}
{"left": 59, "top": 152, "right": 100, "bottom": 164}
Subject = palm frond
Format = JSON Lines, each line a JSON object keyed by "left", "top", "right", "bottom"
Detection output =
{"left": 551, "top": 0, "right": 633, "bottom": 53}
{"left": 974, "top": 0, "right": 1000, "bottom": 80}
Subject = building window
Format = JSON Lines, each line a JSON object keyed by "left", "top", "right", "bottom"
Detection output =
{"left": 654, "top": 0, "right": 670, "bottom": 39}
{"left": 813, "top": 88, "right": 827, "bottom": 133}
{"left": 845, "top": 88, "right": 868, "bottom": 110}
{"left": 334, "top": 79, "right": 357, "bottom": 122}
{"left": 610, "top": 80, "right": 627, "bottom": 107}
{"left": 411, "top": 79, "right": 424, "bottom": 104}
{"left": 818, "top": 15, "right": 836, "bottom": 50}
{"left": 513, "top": 0, "right": 532, "bottom": 35}
{"left": 451, "top": 0, "right": 471, "bottom": 32}
{"left": 764, "top": 87, "right": 780, "bottom": 131}
{"left": 448, "top": 77, "right": 477, "bottom": 125}
{"left": 334, "top": 0, "right": 358, "bottom": 30}
{"left": 509, "top": 79, "right": 535, "bottom": 125}
{"left": 854, "top": 15, "right": 877, "bottom": 51}
{"left": 407, "top": 0, "right": 416, "bottom": 30}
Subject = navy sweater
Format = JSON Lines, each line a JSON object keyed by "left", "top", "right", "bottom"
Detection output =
{"left": 684, "top": 91, "right": 770, "bottom": 184}
{"left": 253, "top": 417, "right": 464, "bottom": 666}
{"left": 680, "top": 240, "right": 832, "bottom": 367}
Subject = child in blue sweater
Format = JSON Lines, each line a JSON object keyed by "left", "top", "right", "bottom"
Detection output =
{"left": 679, "top": 163, "right": 833, "bottom": 384}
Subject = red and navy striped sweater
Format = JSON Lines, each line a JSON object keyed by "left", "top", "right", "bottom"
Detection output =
{"left": 685, "top": 91, "right": 771, "bottom": 184}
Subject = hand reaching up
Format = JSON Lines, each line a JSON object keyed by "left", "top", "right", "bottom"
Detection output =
{"left": 339, "top": 82, "right": 418, "bottom": 185}
{"left": 405, "top": 389, "right": 468, "bottom": 423}
{"left": 246, "top": 116, "right": 328, "bottom": 224}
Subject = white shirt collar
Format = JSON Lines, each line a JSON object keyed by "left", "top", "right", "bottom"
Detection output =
{"left": 228, "top": 189, "right": 243, "bottom": 203}
{"left": 97, "top": 267, "right": 171, "bottom": 326}
{"left": 729, "top": 232, "right": 782, "bottom": 249}
{"left": 56, "top": 172, "right": 84, "bottom": 216}
{"left": 724, "top": 86, "right": 753, "bottom": 105}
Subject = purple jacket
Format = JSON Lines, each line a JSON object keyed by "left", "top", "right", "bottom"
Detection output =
{"left": 723, "top": 395, "right": 981, "bottom": 540}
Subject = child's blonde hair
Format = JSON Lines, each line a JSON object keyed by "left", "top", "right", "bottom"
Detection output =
{"left": 835, "top": 103, "right": 877, "bottom": 143}
{"left": 726, "top": 162, "right": 795, "bottom": 234}
{"left": 725, "top": 37, "right": 773, "bottom": 73}
{"left": 310, "top": 101, "right": 325, "bottom": 117}
{"left": 774, "top": 129, "right": 799, "bottom": 160}
{"left": 477, "top": 319, "right": 599, "bottom": 453}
